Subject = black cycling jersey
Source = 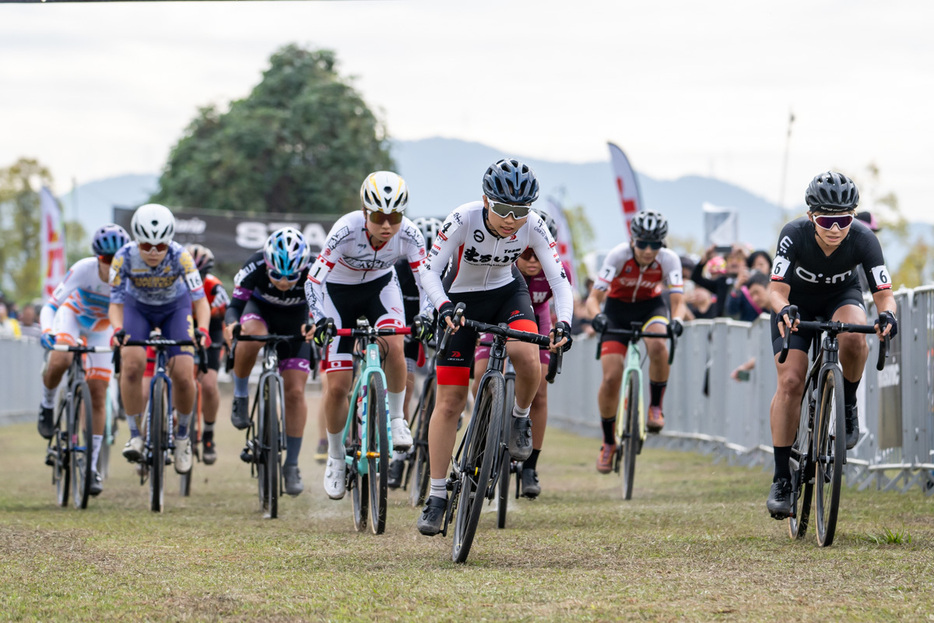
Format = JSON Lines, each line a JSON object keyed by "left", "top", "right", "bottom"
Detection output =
{"left": 770, "top": 217, "right": 892, "bottom": 297}
{"left": 225, "top": 251, "right": 310, "bottom": 326}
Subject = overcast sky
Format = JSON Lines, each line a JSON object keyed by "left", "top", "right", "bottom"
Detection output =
{"left": 2, "top": 0, "right": 932, "bottom": 223}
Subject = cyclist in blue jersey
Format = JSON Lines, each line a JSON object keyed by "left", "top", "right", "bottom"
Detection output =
{"left": 108, "top": 204, "right": 210, "bottom": 476}
{"left": 37, "top": 224, "right": 131, "bottom": 496}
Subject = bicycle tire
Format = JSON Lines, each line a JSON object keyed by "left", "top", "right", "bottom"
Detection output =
{"left": 263, "top": 375, "right": 281, "bottom": 519}
{"left": 815, "top": 367, "right": 845, "bottom": 547}
{"left": 409, "top": 374, "right": 435, "bottom": 508}
{"left": 179, "top": 380, "right": 198, "bottom": 497}
{"left": 788, "top": 374, "right": 816, "bottom": 539}
{"left": 496, "top": 375, "right": 516, "bottom": 529}
{"left": 366, "top": 374, "right": 389, "bottom": 534}
{"left": 71, "top": 382, "right": 94, "bottom": 510}
{"left": 54, "top": 398, "right": 70, "bottom": 508}
{"left": 350, "top": 389, "right": 369, "bottom": 532}
{"left": 620, "top": 372, "right": 639, "bottom": 500}
{"left": 452, "top": 374, "right": 504, "bottom": 563}
{"left": 149, "top": 377, "right": 166, "bottom": 513}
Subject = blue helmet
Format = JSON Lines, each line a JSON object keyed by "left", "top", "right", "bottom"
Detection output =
{"left": 92, "top": 224, "right": 130, "bottom": 255}
{"left": 263, "top": 227, "right": 310, "bottom": 278}
{"left": 482, "top": 158, "right": 539, "bottom": 205}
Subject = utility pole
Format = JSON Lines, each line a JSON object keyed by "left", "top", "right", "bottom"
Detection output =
{"left": 778, "top": 110, "right": 795, "bottom": 228}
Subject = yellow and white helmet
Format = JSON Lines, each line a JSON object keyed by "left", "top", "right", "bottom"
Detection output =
{"left": 360, "top": 171, "right": 409, "bottom": 214}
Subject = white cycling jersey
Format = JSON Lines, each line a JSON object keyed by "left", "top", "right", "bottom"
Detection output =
{"left": 304, "top": 211, "right": 428, "bottom": 323}
{"left": 40, "top": 256, "right": 112, "bottom": 334}
{"left": 422, "top": 201, "right": 573, "bottom": 324}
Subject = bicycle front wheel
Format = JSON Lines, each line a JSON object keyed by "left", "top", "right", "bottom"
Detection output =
{"left": 788, "top": 374, "right": 816, "bottom": 540}
{"left": 54, "top": 400, "right": 70, "bottom": 508}
{"left": 261, "top": 376, "right": 281, "bottom": 519}
{"left": 149, "top": 377, "right": 167, "bottom": 513}
{"left": 179, "top": 380, "right": 199, "bottom": 497}
{"left": 71, "top": 382, "right": 94, "bottom": 510}
{"left": 815, "top": 367, "right": 846, "bottom": 546}
{"left": 409, "top": 374, "right": 435, "bottom": 508}
{"left": 366, "top": 374, "right": 389, "bottom": 535}
{"left": 618, "top": 372, "right": 640, "bottom": 500}
{"left": 496, "top": 375, "right": 516, "bottom": 529}
{"left": 350, "top": 389, "right": 369, "bottom": 533}
{"left": 452, "top": 374, "right": 504, "bottom": 564}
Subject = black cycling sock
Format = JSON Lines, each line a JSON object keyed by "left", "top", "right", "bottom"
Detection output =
{"left": 601, "top": 418, "right": 616, "bottom": 445}
{"left": 843, "top": 378, "right": 860, "bottom": 409}
{"left": 649, "top": 381, "right": 667, "bottom": 408}
{"left": 523, "top": 449, "right": 540, "bottom": 472}
{"left": 773, "top": 445, "right": 792, "bottom": 481}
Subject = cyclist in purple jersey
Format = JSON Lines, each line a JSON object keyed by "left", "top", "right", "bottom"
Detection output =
{"left": 108, "top": 204, "right": 210, "bottom": 476}
{"left": 765, "top": 172, "right": 897, "bottom": 519}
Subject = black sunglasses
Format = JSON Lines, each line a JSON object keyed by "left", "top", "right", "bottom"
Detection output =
{"left": 633, "top": 239, "right": 663, "bottom": 250}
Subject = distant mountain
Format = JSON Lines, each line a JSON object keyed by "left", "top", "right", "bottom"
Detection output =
{"left": 62, "top": 138, "right": 930, "bottom": 271}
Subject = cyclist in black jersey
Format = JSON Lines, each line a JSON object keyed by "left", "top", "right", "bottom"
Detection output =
{"left": 765, "top": 171, "right": 897, "bottom": 519}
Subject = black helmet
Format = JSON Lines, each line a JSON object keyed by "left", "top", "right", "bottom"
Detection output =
{"left": 805, "top": 171, "right": 859, "bottom": 212}
{"left": 630, "top": 210, "right": 668, "bottom": 242}
{"left": 482, "top": 158, "right": 539, "bottom": 205}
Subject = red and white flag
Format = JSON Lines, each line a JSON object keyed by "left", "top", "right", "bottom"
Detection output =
{"left": 607, "top": 142, "right": 643, "bottom": 238}
{"left": 40, "top": 186, "right": 67, "bottom": 299}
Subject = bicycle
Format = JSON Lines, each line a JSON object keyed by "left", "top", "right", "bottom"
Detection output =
{"left": 595, "top": 321, "right": 677, "bottom": 500}
{"left": 114, "top": 332, "right": 205, "bottom": 513}
{"left": 395, "top": 334, "right": 437, "bottom": 508}
{"left": 45, "top": 342, "right": 111, "bottom": 509}
{"left": 329, "top": 319, "right": 413, "bottom": 535}
{"left": 228, "top": 327, "right": 308, "bottom": 520}
{"left": 437, "top": 303, "right": 565, "bottom": 563}
{"left": 178, "top": 365, "right": 202, "bottom": 498}
{"left": 496, "top": 339, "right": 562, "bottom": 529}
{"left": 779, "top": 315, "right": 889, "bottom": 546}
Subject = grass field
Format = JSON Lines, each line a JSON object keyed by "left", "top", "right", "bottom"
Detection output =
{"left": 2, "top": 389, "right": 933, "bottom": 622}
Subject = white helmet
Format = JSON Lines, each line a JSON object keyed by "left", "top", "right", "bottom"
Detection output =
{"left": 412, "top": 216, "right": 444, "bottom": 249}
{"left": 360, "top": 171, "right": 408, "bottom": 214}
{"left": 131, "top": 203, "right": 175, "bottom": 245}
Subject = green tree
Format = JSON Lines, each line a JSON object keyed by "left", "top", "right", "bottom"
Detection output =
{"left": 563, "top": 204, "right": 596, "bottom": 288}
{"left": 152, "top": 44, "right": 393, "bottom": 215}
{"left": 0, "top": 158, "right": 53, "bottom": 303}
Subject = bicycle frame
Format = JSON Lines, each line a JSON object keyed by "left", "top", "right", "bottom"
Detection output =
{"left": 343, "top": 337, "right": 393, "bottom": 477}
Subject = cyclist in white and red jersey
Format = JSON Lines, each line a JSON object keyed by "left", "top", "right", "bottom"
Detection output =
{"left": 305, "top": 171, "right": 428, "bottom": 500}
{"left": 585, "top": 210, "right": 685, "bottom": 474}
{"left": 37, "top": 224, "right": 130, "bottom": 496}
{"left": 765, "top": 171, "right": 896, "bottom": 519}
{"left": 416, "top": 158, "right": 573, "bottom": 536}
{"left": 108, "top": 204, "right": 210, "bottom": 476}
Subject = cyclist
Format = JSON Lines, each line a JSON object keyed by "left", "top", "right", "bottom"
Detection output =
{"left": 186, "top": 244, "right": 230, "bottom": 465}
{"left": 108, "top": 204, "right": 210, "bottom": 476}
{"left": 765, "top": 171, "right": 897, "bottom": 519}
{"left": 388, "top": 216, "right": 445, "bottom": 489}
{"left": 37, "top": 224, "right": 131, "bottom": 495}
{"left": 585, "top": 210, "right": 685, "bottom": 474}
{"left": 305, "top": 171, "right": 427, "bottom": 500}
{"left": 470, "top": 210, "right": 570, "bottom": 499}
{"left": 225, "top": 227, "right": 314, "bottom": 496}
{"left": 416, "top": 158, "right": 573, "bottom": 536}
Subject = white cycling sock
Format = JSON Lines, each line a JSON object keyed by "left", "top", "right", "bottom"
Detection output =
{"left": 176, "top": 411, "right": 192, "bottom": 439}
{"left": 513, "top": 403, "right": 530, "bottom": 419}
{"left": 430, "top": 478, "right": 447, "bottom": 500}
{"left": 327, "top": 431, "right": 345, "bottom": 460}
{"left": 387, "top": 390, "right": 405, "bottom": 421}
{"left": 41, "top": 385, "right": 56, "bottom": 408}
{"left": 91, "top": 435, "right": 102, "bottom": 470}
{"left": 126, "top": 414, "right": 141, "bottom": 437}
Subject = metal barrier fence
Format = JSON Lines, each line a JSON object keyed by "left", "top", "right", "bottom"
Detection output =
{"left": 0, "top": 336, "right": 47, "bottom": 424}
{"left": 547, "top": 285, "right": 934, "bottom": 495}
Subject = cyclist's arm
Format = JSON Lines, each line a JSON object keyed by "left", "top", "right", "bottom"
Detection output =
{"left": 421, "top": 213, "right": 463, "bottom": 311}
{"left": 304, "top": 254, "right": 333, "bottom": 324}
{"left": 768, "top": 281, "right": 794, "bottom": 338}
{"left": 669, "top": 291, "right": 686, "bottom": 323}
{"left": 529, "top": 216, "right": 573, "bottom": 323}
{"left": 871, "top": 289, "right": 897, "bottom": 338}
{"left": 585, "top": 286, "right": 607, "bottom": 318}
{"left": 192, "top": 296, "right": 210, "bottom": 334}
{"left": 108, "top": 302, "right": 124, "bottom": 333}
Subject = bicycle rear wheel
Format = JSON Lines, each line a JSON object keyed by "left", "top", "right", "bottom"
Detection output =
{"left": 814, "top": 367, "right": 845, "bottom": 546}
{"left": 619, "top": 372, "right": 639, "bottom": 500}
{"left": 261, "top": 376, "right": 281, "bottom": 519}
{"left": 71, "top": 382, "right": 94, "bottom": 510}
{"left": 350, "top": 389, "right": 369, "bottom": 532}
{"left": 496, "top": 375, "right": 516, "bottom": 529}
{"left": 54, "top": 400, "right": 70, "bottom": 508}
{"left": 366, "top": 374, "right": 389, "bottom": 534}
{"left": 409, "top": 374, "right": 435, "bottom": 508}
{"left": 452, "top": 375, "right": 504, "bottom": 564}
{"left": 149, "top": 377, "right": 167, "bottom": 513}
{"left": 788, "top": 375, "right": 816, "bottom": 539}
{"left": 179, "top": 380, "right": 199, "bottom": 497}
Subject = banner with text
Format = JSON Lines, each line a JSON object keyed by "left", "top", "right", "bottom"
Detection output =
{"left": 607, "top": 141, "right": 643, "bottom": 238}
{"left": 40, "top": 187, "right": 67, "bottom": 298}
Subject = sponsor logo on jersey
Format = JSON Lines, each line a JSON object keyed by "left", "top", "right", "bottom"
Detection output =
{"left": 461, "top": 246, "right": 522, "bottom": 265}
{"left": 794, "top": 266, "right": 853, "bottom": 285}
{"left": 473, "top": 230, "right": 485, "bottom": 243}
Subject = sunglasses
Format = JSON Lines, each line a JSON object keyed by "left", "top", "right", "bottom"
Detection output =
{"left": 813, "top": 214, "right": 854, "bottom": 230}
{"left": 367, "top": 210, "right": 403, "bottom": 226}
{"left": 268, "top": 269, "right": 301, "bottom": 282}
{"left": 488, "top": 201, "right": 531, "bottom": 220}
{"left": 139, "top": 242, "right": 169, "bottom": 253}
{"left": 519, "top": 248, "right": 538, "bottom": 261}
{"left": 98, "top": 254, "right": 115, "bottom": 265}
{"left": 633, "top": 239, "right": 663, "bottom": 250}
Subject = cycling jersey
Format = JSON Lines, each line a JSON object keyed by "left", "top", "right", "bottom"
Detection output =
{"left": 203, "top": 274, "right": 229, "bottom": 320}
{"left": 305, "top": 211, "right": 427, "bottom": 323}
{"left": 110, "top": 242, "right": 205, "bottom": 306}
{"left": 226, "top": 251, "right": 310, "bottom": 325}
{"left": 40, "top": 257, "right": 111, "bottom": 334}
{"left": 770, "top": 217, "right": 892, "bottom": 295}
{"left": 422, "top": 202, "right": 573, "bottom": 324}
{"left": 594, "top": 244, "right": 684, "bottom": 303}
